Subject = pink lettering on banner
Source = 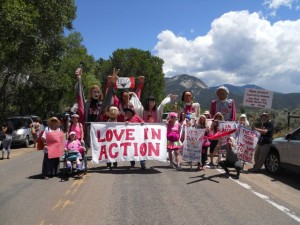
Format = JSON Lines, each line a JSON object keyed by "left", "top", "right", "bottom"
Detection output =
{"left": 144, "top": 128, "right": 149, "bottom": 139}
{"left": 113, "top": 129, "right": 125, "bottom": 141}
{"left": 126, "top": 129, "right": 134, "bottom": 140}
{"left": 108, "top": 143, "right": 118, "bottom": 158}
{"left": 99, "top": 145, "right": 108, "bottom": 160}
{"left": 120, "top": 142, "right": 131, "bottom": 156}
{"left": 99, "top": 142, "right": 161, "bottom": 160}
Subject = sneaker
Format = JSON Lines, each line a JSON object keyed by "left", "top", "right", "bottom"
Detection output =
{"left": 67, "top": 162, "right": 72, "bottom": 169}
{"left": 77, "top": 164, "right": 82, "bottom": 171}
{"left": 176, "top": 165, "right": 182, "bottom": 171}
{"left": 232, "top": 175, "right": 239, "bottom": 179}
{"left": 223, "top": 173, "right": 230, "bottom": 178}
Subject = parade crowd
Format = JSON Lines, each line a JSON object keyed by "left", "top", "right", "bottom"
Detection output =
{"left": 5, "top": 67, "right": 273, "bottom": 180}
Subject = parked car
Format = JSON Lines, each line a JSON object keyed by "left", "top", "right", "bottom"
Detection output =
{"left": 5, "top": 116, "right": 34, "bottom": 147}
{"left": 162, "top": 112, "right": 170, "bottom": 123}
{"left": 29, "top": 115, "right": 45, "bottom": 131}
{"left": 264, "top": 127, "right": 300, "bottom": 174}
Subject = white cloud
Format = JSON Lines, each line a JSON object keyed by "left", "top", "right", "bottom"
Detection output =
{"left": 264, "top": 0, "right": 294, "bottom": 9}
{"left": 154, "top": 11, "right": 300, "bottom": 93}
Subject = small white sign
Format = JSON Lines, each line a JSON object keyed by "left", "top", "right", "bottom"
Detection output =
{"left": 115, "top": 77, "right": 135, "bottom": 89}
{"left": 243, "top": 88, "right": 273, "bottom": 109}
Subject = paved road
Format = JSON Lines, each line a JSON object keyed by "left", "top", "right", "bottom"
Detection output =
{"left": 0, "top": 146, "right": 299, "bottom": 225}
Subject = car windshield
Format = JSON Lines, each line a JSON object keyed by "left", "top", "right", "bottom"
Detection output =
{"left": 6, "top": 118, "right": 28, "bottom": 130}
{"left": 162, "top": 113, "right": 169, "bottom": 120}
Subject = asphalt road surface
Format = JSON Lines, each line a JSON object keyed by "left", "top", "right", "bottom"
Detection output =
{"left": 0, "top": 146, "right": 299, "bottom": 225}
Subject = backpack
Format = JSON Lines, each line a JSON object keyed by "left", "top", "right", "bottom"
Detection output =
{"left": 37, "top": 130, "right": 45, "bottom": 150}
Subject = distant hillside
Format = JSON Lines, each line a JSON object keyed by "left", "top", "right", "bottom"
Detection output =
{"left": 164, "top": 74, "right": 300, "bottom": 111}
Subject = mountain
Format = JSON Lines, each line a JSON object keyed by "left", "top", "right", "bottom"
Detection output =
{"left": 164, "top": 74, "right": 300, "bottom": 111}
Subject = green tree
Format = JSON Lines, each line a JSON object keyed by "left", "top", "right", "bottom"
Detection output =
{"left": 0, "top": 0, "right": 76, "bottom": 120}
{"left": 95, "top": 48, "right": 165, "bottom": 105}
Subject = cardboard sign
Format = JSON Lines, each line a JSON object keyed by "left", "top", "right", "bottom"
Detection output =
{"left": 182, "top": 126, "right": 205, "bottom": 162}
{"left": 243, "top": 88, "right": 273, "bottom": 109}
{"left": 46, "top": 131, "right": 64, "bottom": 159}
{"left": 237, "top": 126, "right": 258, "bottom": 163}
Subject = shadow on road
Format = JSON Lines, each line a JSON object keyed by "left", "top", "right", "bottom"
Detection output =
{"left": 261, "top": 169, "right": 300, "bottom": 190}
{"left": 87, "top": 166, "right": 162, "bottom": 174}
{"left": 28, "top": 174, "right": 44, "bottom": 180}
{"left": 187, "top": 173, "right": 227, "bottom": 185}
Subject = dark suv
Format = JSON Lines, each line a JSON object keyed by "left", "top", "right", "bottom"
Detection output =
{"left": 6, "top": 116, "right": 34, "bottom": 147}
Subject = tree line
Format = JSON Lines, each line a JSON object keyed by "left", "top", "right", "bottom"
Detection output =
{"left": 0, "top": 1, "right": 165, "bottom": 122}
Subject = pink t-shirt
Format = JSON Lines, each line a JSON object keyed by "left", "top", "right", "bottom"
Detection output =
{"left": 69, "top": 123, "right": 83, "bottom": 140}
{"left": 65, "top": 139, "right": 82, "bottom": 152}
{"left": 143, "top": 110, "right": 158, "bottom": 123}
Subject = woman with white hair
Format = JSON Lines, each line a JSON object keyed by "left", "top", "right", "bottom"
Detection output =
{"left": 238, "top": 114, "right": 250, "bottom": 128}
{"left": 210, "top": 86, "right": 236, "bottom": 121}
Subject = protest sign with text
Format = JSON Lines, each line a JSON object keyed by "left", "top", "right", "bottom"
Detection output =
{"left": 217, "top": 121, "right": 237, "bottom": 154}
{"left": 90, "top": 123, "right": 167, "bottom": 164}
{"left": 236, "top": 126, "right": 259, "bottom": 163}
{"left": 243, "top": 88, "right": 273, "bottom": 109}
{"left": 182, "top": 126, "right": 205, "bottom": 162}
{"left": 46, "top": 131, "right": 64, "bottom": 159}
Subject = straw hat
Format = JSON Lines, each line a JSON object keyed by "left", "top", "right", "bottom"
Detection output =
{"left": 47, "top": 117, "right": 61, "bottom": 125}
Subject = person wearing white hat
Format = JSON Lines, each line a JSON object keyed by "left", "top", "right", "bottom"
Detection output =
{"left": 66, "top": 114, "right": 84, "bottom": 148}
{"left": 238, "top": 114, "right": 250, "bottom": 128}
{"left": 64, "top": 131, "right": 85, "bottom": 171}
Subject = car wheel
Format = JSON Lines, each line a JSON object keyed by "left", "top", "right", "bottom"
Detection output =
{"left": 24, "top": 136, "right": 30, "bottom": 148}
{"left": 265, "top": 151, "right": 280, "bottom": 174}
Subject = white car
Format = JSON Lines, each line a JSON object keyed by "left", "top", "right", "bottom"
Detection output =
{"left": 264, "top": 127, "right": 300, "bottom": 174}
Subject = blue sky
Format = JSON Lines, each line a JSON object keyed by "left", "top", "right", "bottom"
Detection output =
{"left": 72, "top": 0, "right": 300, "bottom": 93}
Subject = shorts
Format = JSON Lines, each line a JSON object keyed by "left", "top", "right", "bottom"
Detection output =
{"left": 209, "top": 140, "right": 219, "bottom": 154}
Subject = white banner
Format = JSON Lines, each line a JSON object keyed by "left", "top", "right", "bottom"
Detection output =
{"left": 243, "top": 88, "right": 273, "bottom": 109}
{"left": 90, "top": 122, "right": 167, "bottom": 164}
{"left": 182, "top": 126, "right": 206, "bottom": 162}
{"left": 218, "top": 121, "right": 238, "bottom": 154}
{"left": 236, "top": 126, "right": 259, "bottom": 163}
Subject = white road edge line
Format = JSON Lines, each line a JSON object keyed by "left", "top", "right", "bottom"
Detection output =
{"left": 216, "top": 168, "right": 300, "bottom": 223}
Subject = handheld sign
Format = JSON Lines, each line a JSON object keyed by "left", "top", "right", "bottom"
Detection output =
{"left": 243, "top": 88, "right": 273, "bottom": 109}
{"left": 115, "top": 77, "right": 135, "bottom": 89}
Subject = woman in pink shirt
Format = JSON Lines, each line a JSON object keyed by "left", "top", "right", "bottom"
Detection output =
{"left": 64, "top": 131, "right": 85, "bottom": 171}
{"left": 67, "top": 114, "right": 84, "bottom": 144}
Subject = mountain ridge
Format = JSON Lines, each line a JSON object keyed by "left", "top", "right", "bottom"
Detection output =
{"left": 164, "top": 74, "right": 300, "bottom": 111}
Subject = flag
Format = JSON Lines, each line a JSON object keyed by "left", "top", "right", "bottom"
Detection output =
{"left": 76, "top": 78, "right": 85, "bottom": 125}
{"left": 207, "top": 128, "right": 237, "bottom": 140}
{"left": 114, "top": 77, "right": 135, "bottom": 89}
